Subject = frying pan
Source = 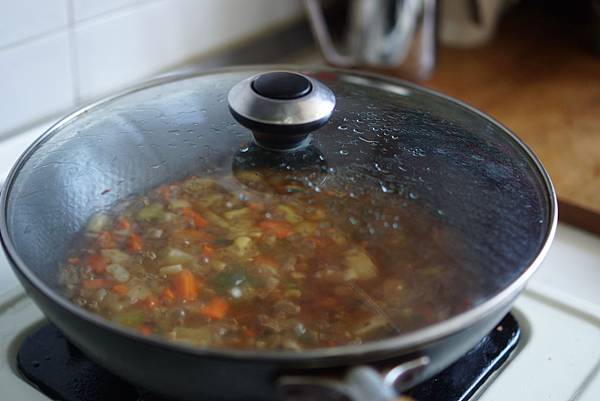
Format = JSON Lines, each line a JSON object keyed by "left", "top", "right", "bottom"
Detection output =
{"left": 0, "top": 66, "right": 557, "bottom": 401}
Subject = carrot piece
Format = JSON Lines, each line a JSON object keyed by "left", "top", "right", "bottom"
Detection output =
{"left": 96, "top": 231, "right": 114, "bottom": 248}
{"left": 111, "top": 283, "right": 129, "bottom": 296}
{"left": 243, "top": 328, "right": 256, "bottom": 338}
{"left": 127, "top": 233, "right": 143, "bottom": 252}
{"left": 175, "top": 229, "right": 212, "bottom": 242}
{"left": 182, "top": 208, "right": 208, "bottom": 228}
{"left": 145, "top": 295, "right": 158, "bottom": 310}
{"left": 253, "top": 255, "right": 279, "bottom": 269}
{"left": 161, "top": 287, "right": 176, "bottom": 304}
{"left": 116, "top": 217, "right": 131, "bottom": 230}
{"left": 89, "top": 254, "right": 107, "bottom": 273}
{"left": 200, "top": 297, "right": 229, "bottom": 320}
{"left": 247, "top": 201, "right": 264, "bottom": 211}
{"left": 202, "top": 244, "right": 215, "bottom": 258}
{"left": 138, "top": 324, "right": 153, "bottom": 336}
{"left": 171, "top": 269, "right": 198, "bottom": 301}
{"left": 82, "top": 279, "right": 112, "bottom": 290}
{"left": 258, "top": 220, "right": 294, "bottom": 239}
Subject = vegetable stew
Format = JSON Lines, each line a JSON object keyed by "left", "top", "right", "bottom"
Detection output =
{"left": 59, "top": 170, "right": 468, "bottom": 351}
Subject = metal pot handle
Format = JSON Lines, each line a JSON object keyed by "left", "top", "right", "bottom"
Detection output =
{"left": 279, "top": 356, "right": 430, "bottom": 401}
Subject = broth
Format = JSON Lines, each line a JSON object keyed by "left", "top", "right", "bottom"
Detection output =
{"left": 58, "top": 170, "right": 468, "bottom": 350}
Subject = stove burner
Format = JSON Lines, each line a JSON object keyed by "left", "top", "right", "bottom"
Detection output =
{"left": 17, "top": 314, "right": 519, "bottom": 401}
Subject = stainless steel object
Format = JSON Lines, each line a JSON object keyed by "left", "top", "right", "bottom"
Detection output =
{"left": 228, "top": 71, "right": 336, "bottom": 150}
{"left": 304, "top": 0, "right": 437, "bottom": 79}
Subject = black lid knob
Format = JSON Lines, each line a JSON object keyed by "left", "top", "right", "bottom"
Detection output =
{"left": 228, "top": 71, "right": 335, "bottom": 151}
{"left": 251, "top": 72, "right": 312, "bottom": 100}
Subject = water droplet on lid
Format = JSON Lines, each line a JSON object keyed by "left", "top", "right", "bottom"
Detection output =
{"left": 239, "top": 145, "right": 249, "bottom": 153}
{"left": 358, "top": 136, "right": 378, "bottom": 144}
{"left": 437, "top": 209, "right": 445, "bottom": 216}
{"left": 339, "top": 149, "right": 349, "bottom": 156}
{"left": 380, "top": 183, "right": 393, "bottom": 193}
{"left": 409, "top": 192, "right": 419, "bottom": 200}
{"left": 373, "top": 162, "right": 389, "bottom": 173}
{"left": 337, "top": 125, "right": 348, "bottom": 130}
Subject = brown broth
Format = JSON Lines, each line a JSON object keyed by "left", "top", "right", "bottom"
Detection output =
{"left": 58, "top": 170, "right": 467, "bottom": 350}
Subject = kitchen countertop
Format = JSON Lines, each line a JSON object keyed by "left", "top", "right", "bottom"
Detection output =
{"left": 421, "top": 3, "right": 600, "bottom": 232}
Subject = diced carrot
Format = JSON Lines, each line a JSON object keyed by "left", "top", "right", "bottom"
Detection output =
{"left": 144, "top": 295, "right": 158, "bottom": 310}
{"left": 171, "top": 269, "right": 198, "bottom": 301}
{"left": 182, "top": 208, "right": 208, "bottom": 228}
{"left": 258, "top": 220, "right": 294, "bottom": 239}
{"left": 243, "top": 328, "right": 256, "bottom": 338}
{"left": 253, "top": 255, "right": 279, "bottom": 269}
{"left": 82, "top": 279, "right": 112, "bottom": 290}
{"left": 89, "top": 254, "right": 107, "bottom": 273}
{"left": 96, "top": 231, "right": 114, "bottom": 248}
{"left": 175, "top": 229, "right": 212, "bottom": 242}
{"left": 247, "top": 201, "right": 264, "bottom": 211}
{"left": 116, "top": 217, "right": 131, "bottom": 230}
{"left": 138, "top": 324, "right": 153, "bottom": 336}
{"left": 161, "top": 287, "right": 176, "bottom": 304}
{"left": 67, "top": 257, "right": 81, "bottom": 265}
{"left": 201, "top": 244, "right": 215, "bottom": 258}
{"left": 111, "top": 283, "right": 129, "bottom": 296}
{"left": 200, "top": 297, "right": 229, "bottom": 320}
{"left": 127, "top": 233, "right": 143, "bottom": 252}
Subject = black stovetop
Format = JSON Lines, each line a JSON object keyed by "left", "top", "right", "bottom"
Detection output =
{"left": 17, "top": 314, "right": 520, "bottom": 401}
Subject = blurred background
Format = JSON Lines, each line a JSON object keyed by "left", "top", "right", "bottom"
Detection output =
{"left": 0, "top": 0, "right": 599, "bottom": 231}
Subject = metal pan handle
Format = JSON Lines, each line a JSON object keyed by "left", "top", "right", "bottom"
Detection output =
{"left": 279, "top": 356, "right": 430, "bottom": 401}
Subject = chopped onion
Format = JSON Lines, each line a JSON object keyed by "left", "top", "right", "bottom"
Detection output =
{"left": 87, "top": 213, "right": 110, "bottom": 233}
{"left": 107, "top": 263, "right": 130, "bottom": 282}
{"left": 159, "top": 264, "right": 183, "bottom": 276}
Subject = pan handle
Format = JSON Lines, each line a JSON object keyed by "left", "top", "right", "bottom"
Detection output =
{"left": 279, "top": 356, "right": 430, "bottom": 401}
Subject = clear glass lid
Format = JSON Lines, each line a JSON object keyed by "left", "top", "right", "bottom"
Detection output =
{"left": 2, "top": 67, "right": 556, "bottom": 342}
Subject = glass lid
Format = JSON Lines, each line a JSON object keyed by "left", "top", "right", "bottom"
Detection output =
{"left": 2, "top": 66, "right": 556, "bottom": 350}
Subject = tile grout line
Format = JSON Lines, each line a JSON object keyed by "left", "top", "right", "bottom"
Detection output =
{"left": 71, "top": 0, "right": 168, "bottom": 28}
{"left": 0, "top": 27, "right": 68, "bottom": 53}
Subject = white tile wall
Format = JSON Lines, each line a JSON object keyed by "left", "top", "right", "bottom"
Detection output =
{"left": 74, "top": 0, "right": 302, "bottom": 101}
{"left": 0, "top": 32, "right": 74, "bottom": 135}
{"left": 0, "top": 0, "right": 68, "bottom": 48}
{"left": 0, "top": 0, "right": 303, "bottom": 139}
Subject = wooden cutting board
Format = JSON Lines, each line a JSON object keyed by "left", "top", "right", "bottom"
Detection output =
{"left": 411, "top": 3, "right": 600, "bottom": 233}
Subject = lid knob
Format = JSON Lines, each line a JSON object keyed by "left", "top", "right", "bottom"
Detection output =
{"left": 228, "top": 71, "right": 336, "bottom": 151}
